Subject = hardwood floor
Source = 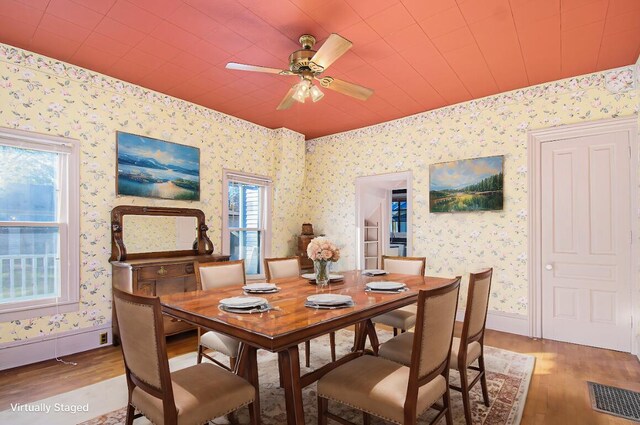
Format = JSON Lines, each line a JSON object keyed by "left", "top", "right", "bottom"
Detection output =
{"left": 1, "top": 326, "right": 639, "bottom": 424}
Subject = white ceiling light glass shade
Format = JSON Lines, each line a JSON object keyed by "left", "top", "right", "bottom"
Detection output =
{"left": 309, "top": 84, "right": 324, "bottom": 102}
{"left": 292, "top": 81, "right": 311, "bottom": 103}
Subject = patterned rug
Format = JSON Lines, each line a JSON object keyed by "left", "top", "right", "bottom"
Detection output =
{"left": 79, "top": 330, "right": 534, "bottom": 425}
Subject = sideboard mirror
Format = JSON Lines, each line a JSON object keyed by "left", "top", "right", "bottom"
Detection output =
{"left": 110, "top": 206, "right": 213, "bottom": 261}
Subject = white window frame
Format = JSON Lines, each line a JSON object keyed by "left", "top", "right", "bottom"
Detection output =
{"left": 222, "top": 169, "right": 272, "bottom": 278}
{"left": 0, "top": 128, "right": 80, "bottom": 321}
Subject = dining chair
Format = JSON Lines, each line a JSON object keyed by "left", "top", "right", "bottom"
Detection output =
{"left": 112, "top": 287, "right": 259, "bottom": 425}
{"left": 317, "top": 277, "right": 461, "bottom": 425}
{"left": 378, "top": 269, "right": 494, "bottom": 425}
{"left": 264, "top": 256, "right": 337, "bottom": 367}
{"left": 195, "top": 260, "right": 246, "bottom": 371}
{"left": 371, "top": 256, "right": 427, "bottom": 336}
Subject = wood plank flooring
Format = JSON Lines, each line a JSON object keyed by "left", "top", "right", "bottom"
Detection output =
{"left": 1, "top": 325, "right": 639, "bottom": 424}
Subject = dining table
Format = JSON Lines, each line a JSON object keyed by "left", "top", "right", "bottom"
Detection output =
{"left": 160, "top": 270, "right": 457, "bottom": 425}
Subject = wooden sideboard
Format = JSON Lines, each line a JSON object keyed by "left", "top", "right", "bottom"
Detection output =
{"left": 111, "top": 254, "right": 229, "bottom": 341}
{"left": 110, "top": 205, "right": 229, "bottom": 344}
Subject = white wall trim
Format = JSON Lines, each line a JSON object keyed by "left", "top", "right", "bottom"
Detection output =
{"left": 355, "top": 171, "right": 413, "bottom": 269}
{"left": 0, "top": 323, "right": 112, "bottom": 370}
{"left": 456, "top": 309, "right": 529, "bottom": 336}
{"left": 527, "top": 116, "right": 639, "bottom": 354}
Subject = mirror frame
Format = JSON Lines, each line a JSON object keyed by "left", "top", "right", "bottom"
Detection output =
{"left": 110, "top": 205, "right": 213, "bottom": 261}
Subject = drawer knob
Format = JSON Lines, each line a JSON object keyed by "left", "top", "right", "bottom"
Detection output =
{"left": 157, "top": 266, "right": 168, "bottom": 276}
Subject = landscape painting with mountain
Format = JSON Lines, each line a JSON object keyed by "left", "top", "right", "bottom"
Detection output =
{"left": 116, "top": 132, "right": 200, "bottom": 200}
{"left": 429, "top": 155, "right": 504, "bottom": 213}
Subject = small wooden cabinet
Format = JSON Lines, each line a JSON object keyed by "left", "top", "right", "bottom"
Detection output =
{"left": 112, "top": 255, "right": 229, "bottom": 339}
{"left": 296, "top": 223, "right": 315, "bottom": 271}
{"left": 110, "top": 206, "right": 229, "bottom": 344}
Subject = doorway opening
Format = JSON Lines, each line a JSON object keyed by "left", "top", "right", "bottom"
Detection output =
{"left": 355, "top": 171, "right": 412, "bottom": 270}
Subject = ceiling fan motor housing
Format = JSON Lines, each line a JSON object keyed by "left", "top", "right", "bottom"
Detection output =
{"left": 289, "top": 34, "right": 324, "bottom": 74}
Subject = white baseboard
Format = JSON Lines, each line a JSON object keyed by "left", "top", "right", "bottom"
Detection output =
{"left": 457, "top": 309, "right": 529, "bottom": 337}
{"left": 0, "top": 323, "right": 112, "bottom": 371}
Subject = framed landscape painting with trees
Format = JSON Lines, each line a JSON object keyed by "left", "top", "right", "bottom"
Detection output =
{"left": 116, "top": 132, "right": 200, "bottom": 201}
{"left": 429, "top": 155, "right": 504, "bottom": 212}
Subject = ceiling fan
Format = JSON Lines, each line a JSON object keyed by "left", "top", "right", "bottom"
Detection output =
{"left": 225, "top": 33, "right": 374, "bottom": 110}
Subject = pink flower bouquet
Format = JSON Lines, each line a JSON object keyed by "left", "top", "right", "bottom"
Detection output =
{"left": 306, "top": 237, "right": 340, "bottom": 287}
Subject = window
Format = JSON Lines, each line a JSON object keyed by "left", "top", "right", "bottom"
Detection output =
{"left": 0, "top": 128, "right": 79, "bottom": 319}
{"left": 222, "top": 171, "right": 272, "bottom": 277}
{"left": 391, "top": 189, "right": 407, "bottom": 233}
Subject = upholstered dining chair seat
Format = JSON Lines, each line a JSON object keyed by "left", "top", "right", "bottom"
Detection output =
{"left": 449, "top": 337, "right": 482, "bottom": 370}
{"left": 131, "top": 362, "right": 254, "bottom": 425}
{"left": 199, "top": 331, "right": 241, "bottom": 359}
{"left": 379, "top": 334, "right": 482, "bottom": 370}
{"left": 317, "top": 354, "right": 446, "bottom": 424}
{"left": 378, "top": 331, "right": 413, "bottom": 365}
{"left": 371, "top": 304, "right": 417, "bottom": 330}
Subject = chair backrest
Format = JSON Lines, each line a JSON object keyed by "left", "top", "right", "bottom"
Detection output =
{"left": 112, "top": 288, "right": 175, "bottom": 410}
{"left": 196, "top": 260, "right": 246, "bottom": 290}
{"left": 461, "top": 268, "right": 493, "bottom": 345}
{"left": 381, "top": 255, "right": 426, "bottom": 276}
{"left": 409, "top": 278, "right": 461, "bottom": 384}
{"left": 264, "top": 257, "right": 301, "bottom": 281}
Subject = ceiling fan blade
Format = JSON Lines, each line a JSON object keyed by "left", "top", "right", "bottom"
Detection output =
{"left": 310, "top": 33, "right": 352, "bottom": 71}
{"left": 317, "top": 76, "right": 373, "bottom": 101}
{"left": 226, "top": 62, "right": 293, "bottom": 75}
{"left": 276, "top": 87, "right": 297, "bottom": 110}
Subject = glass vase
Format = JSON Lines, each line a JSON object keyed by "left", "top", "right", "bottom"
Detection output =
{"left": 314, "top": 260, "right": 330, "bottom": 288}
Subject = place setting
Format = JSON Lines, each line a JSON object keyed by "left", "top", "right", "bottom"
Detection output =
{"left": 301, "top": 272, "right": 345, "bottom": 284}
{"left": 361, "top": 269, "right": 388, "bottom": 276}
{"left": 242, "top": 283, "right": 280, "bottom": 294}
{"left": 364, "top": 281, "right": 408, "bottom": 294}
{"left": 218, "top": 296, "right": 273, "bottom": 314}
{"left": 305, "top": 294, "right": 354, "bottom": 309}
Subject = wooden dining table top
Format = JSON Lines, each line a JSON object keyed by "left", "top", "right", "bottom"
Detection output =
{"left": 160, "top": 270, "right": 456, "bottom": 352}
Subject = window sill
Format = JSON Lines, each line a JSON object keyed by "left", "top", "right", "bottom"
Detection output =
{"left": 0, "top": 299, "right": 79, "bottom": 322}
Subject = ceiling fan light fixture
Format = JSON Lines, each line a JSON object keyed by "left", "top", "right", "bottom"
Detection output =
{"left": 292, "top": 81, "right": 310, "bottom": 103}
{"left": 309, "top": 84, "right": 324, "bottom": 102}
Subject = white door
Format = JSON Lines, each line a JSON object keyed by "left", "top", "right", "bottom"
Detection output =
{"left": 541, "top": 131, "right": 631, "bottom": 351}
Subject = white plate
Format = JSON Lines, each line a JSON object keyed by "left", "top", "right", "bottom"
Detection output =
{"left": 301, "top": 273, "right": 344, "bottom": 281}
{"left": 365, "top": 281, "right": 406, "bottom": 291}
{"left": 220, "top": 304, "right": 271, "bottom": 314}
{"left": 363, "top": 269, "right": 388, "bottom": 276}
{"left": 243, "top": 283, "right": 277, "bottom": 291}
{"left": 219, "top": 296, "right": 267, "bottom": 308}
{"left": 306, "top": 294, "right": 353, "bottom": 306}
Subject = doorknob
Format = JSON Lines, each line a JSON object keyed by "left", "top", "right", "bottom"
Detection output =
{"left": 545, "top": 264, "right": 553, "bottom": 270}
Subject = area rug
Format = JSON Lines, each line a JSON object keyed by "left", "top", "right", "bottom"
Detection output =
{"left": 0, "top": 330, "right": 534, "bottom": 425}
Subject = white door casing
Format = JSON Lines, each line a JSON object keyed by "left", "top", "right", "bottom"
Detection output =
{"left": 355, "top": 171, "right": 413, "bottom": 270}
{"left": 529, "top": 117, "right": 637, "bottom": 354}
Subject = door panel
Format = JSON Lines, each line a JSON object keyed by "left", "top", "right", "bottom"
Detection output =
{"left": 541, "top": 131, "right": 631, "bottom": 351}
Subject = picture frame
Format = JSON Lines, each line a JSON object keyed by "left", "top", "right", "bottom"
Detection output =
{"left": 115, "top": 131, "right": 200, "bottom": 201}
{"left": 429, "top": 155, "right": 504, "bottom": 213}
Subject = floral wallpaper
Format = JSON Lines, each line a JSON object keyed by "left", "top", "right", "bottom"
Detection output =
{"left": 0, "top": 41, "right": 636, "bottom": 346}
{"left": 0, "top": 44, "right": 304, "bottom": 343}
{"left": 303, "top": 66, "right": 638, "bottom": 316}
{"left": 271, "top": 128, "right": 306, "bottom": 257}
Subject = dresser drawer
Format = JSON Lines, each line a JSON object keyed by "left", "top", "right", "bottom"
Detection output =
{"left": 138, "top": 263, "right": 192, "bottom": 281}
{"left": 163, "top": 316, "right": 193, "bottom": 335}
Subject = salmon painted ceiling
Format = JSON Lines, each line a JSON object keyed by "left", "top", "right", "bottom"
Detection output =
{"left": 1, "top": 0, "right": 639, "bottom": 139}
